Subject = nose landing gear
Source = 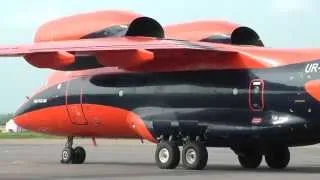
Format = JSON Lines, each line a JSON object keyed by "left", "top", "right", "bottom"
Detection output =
{"left": 60, "top": 136, "right": 86, "bottom": 164}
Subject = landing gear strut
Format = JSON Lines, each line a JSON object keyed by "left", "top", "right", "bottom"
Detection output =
{"left": 60, "top": 136, "right": 86, "bottom": 164}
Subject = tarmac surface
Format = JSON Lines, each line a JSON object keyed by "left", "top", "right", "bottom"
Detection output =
{"left": 0, "top": 139, "right": 320, "bottom": 180}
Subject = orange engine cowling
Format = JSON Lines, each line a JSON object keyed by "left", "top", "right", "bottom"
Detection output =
{"left": 27, "top": 11, "right": 166, "bottom": 70}
{"left": 28, "top": 11, "right": 265, "bottom": 71}
{"left": 165, "top": 21, "right": 264, "bottom": 46}
{"left": 34, "top": 10, "right": 141, "bottom": 42}
{"left": 27, "top": 10, "right": 143, "bottom": 70}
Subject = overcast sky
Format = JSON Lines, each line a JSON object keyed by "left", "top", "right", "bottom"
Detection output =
{"left": 0, "top": 0, "right": 319, "bottom": 113}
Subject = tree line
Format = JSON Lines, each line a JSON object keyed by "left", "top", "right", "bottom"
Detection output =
{"left": 0, "top": 114, "right": 14, "bottom": 126}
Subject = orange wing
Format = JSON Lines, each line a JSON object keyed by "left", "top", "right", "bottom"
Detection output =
{"left": 0, "top": 37, "right": 237, "bottom": 70}
{"left": 3, "top": 36, "right": 320, "bottom": 72}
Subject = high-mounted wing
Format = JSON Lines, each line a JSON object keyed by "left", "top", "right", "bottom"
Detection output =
{"left": 0, "top": 37, "right": 238, "bottom": 71}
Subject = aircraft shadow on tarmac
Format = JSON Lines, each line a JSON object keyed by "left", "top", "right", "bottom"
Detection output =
{"left": 84, "top": 162, "right": 320, "bottom": 174}
{"left": 205, "top": 165, "right": 320, "bottom": 174}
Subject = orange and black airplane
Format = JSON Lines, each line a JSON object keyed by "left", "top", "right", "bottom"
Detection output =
{"left": 1, "top": 10, "right": 320, "bottom": 170}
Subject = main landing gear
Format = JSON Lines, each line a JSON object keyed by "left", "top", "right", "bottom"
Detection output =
{"left": 154, "top": 138, "right": 291, "bottom": 170}
{"left": 264, "top": 146, "right": 290, "bottom": 169}
{"left": 181, "top": 141, "right": 208, "bottom": 170}
{"left": 60, "top": 136, "right": 86, "bottom": 164}
{"left": 237, "top": 148, "right": 263, "bottom": 169}
{"left": 155, "top": 138, "right": 208, "bottom": 170}
{"left": 235, "top": 146, "right": 290, "bottom": 170}
{"left": 155, "top": 141, "right": 180, "bottom": 169}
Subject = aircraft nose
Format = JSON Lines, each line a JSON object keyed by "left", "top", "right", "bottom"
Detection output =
{"left": 14, "top": 105, "right": 54, "bottom": 134}
{"left": 13, "top": 99, "right": 41, "bottom": 132}
{"left": 305, "top": 80, "right": 320, "bottom": 102}
{"left": 13, "top": 101, "right": 31, "bottom": 130}
{"left": 14, "top": 114, "right": 28, "bottom": 130}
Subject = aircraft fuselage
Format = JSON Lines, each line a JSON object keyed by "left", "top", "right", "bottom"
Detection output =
{"left": 14, "top": 60, "right": 320, "bottom": 148}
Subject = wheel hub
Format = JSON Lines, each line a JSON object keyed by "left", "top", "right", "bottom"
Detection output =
{"left": 62, "top": 150, "right": 69, "bottom": 160}
{"left": 159, "top": 148, "right": 170, "bottom": 163}
{"left": 186, "top": 148, "right": 197, "bottom": 164}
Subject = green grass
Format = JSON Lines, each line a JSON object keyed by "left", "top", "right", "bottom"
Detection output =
{"left": 0, "top": 132, "right": 60, "bottom": 139}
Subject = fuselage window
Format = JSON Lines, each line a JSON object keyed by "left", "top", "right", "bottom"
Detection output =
{"left": 249, "top": 80, "right": 264, "bottom": 111}
{"left": 252, "top": 86, "right": 261, "bottom": 109}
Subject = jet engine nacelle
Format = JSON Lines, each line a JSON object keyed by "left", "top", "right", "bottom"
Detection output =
{"left": 29, "top": 12, "right": 264, "bottom": 70}
{"left": 203, "top": 26, "right": 264, "bottom": 47}
{"left": 234, "top": 26, "right": 264, "bottom": 46}
{"left": 165, "top": 21, "right": 264, "bottom": 47}
{"left": 81, "top": 16, "right": 165, "bottom": 39}
{"left": 34, "top": 11, "right": 164, "bottom": 42}
{"left": 29, "top": 11, "right": 164, "bottom": 70}
{"left": 34, "top": 10, "right": 141, "bottom": 42}
{"left": 126, "top": 17, "right": 164, "bottom": 38}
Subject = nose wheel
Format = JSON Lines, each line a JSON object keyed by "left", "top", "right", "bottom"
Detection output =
{"left": 60, "top": 136, "right": 86, "bottom": 164}
{"left": 61, "top": 147, "right": 74, "bottom": 164}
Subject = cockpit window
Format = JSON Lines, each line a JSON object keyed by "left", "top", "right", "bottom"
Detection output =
{"left": 81, "top": 25, "right": 128, "bottom": 39}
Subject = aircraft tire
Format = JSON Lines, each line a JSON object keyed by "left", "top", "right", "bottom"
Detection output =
{"left": 265, "top": 146, "right": 290, "bottom": 169}
{"left": 181, "top": 142, "right": 208, "bottom": 170}
{"left": 237, "top": 149, "right": 262, "bottom": 169}
{"left": 72, "top": 146, "right": 86, "bottom": 164}
{"left": 61, "top": 147, "right": 74, "bottom": 164}
{"left": 155, "top": 141, "right": 180, "bottom": 169}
